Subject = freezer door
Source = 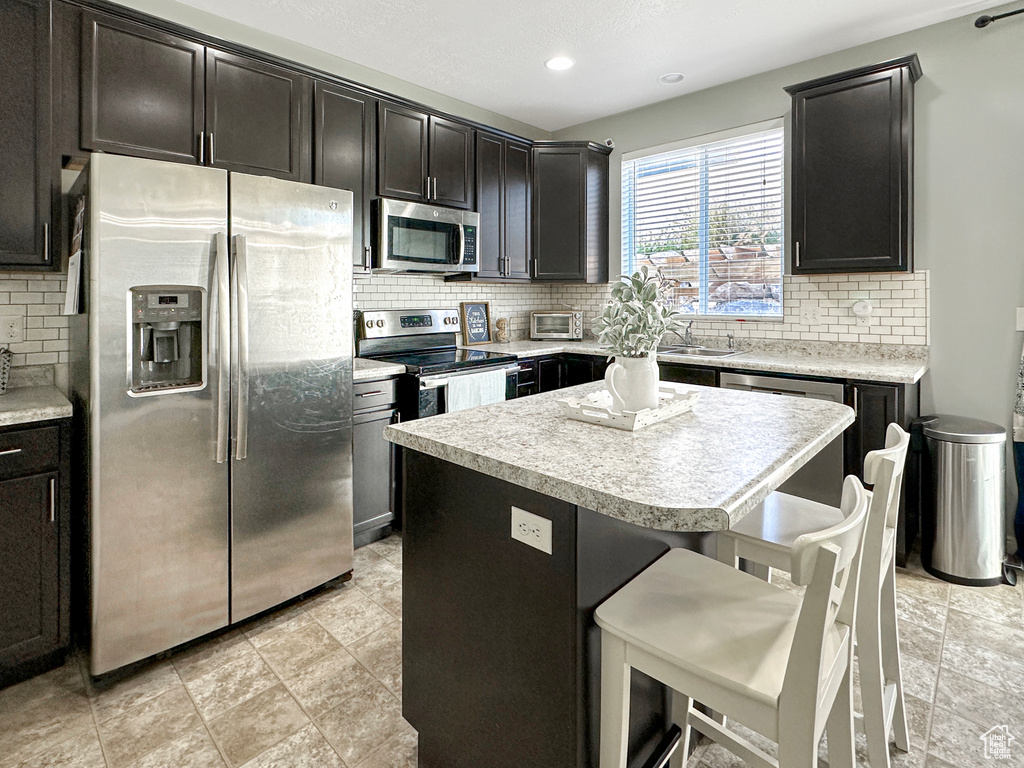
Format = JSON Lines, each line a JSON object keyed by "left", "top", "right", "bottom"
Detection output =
{"left": 228, "top": 173, "right": 354, "bottom": 622}
{"left": 88, "top": 154, "right": 230, "bottom": 675}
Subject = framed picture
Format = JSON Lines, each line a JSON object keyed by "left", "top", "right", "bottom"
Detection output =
{"left": 459, "top": 301, "right": 492, "bottom": 345}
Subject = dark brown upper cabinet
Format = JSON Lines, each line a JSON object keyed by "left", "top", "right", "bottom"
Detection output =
{"left": 314, "top": 81, "right": 376, "bottom": 272}
{"left": 474, "top": 132, "right": 530, "bottom": 280}
{"left": 82, "top": 12, "right": 203, "bottom": 165}
{"left": 378, "top": 101, "right": 474, "bottom": 210}
{"left": 531, "top": 142, "right": 609, "bottom": 283}
{"left": 0, "top": 0, "right": 53, "bottom": 269}
{"left": 204, "top": 49, "right": 310, "bottom": 181}
{"left": 82, "top": 11, "right": 311, "bottom": 181}
{"left": 787, "top": 55, "right": 921, "bottom": 274}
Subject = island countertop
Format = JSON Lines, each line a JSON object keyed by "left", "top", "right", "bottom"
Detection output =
{"left": 384, "top": 382, "right": 855, "bottom": 532}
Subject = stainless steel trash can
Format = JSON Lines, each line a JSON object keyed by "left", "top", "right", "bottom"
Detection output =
{"left": 920, "top": 415, "right": 1006, "bottom": 586}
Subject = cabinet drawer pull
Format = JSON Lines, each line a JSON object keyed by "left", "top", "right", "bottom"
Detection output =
{"left": 0, "top": 448, "right": 23, "bottom": 457}
{"left": 49, "top": 478, "right": 56, "bottom": 523}
{"left": 357, "top": 390, "right": 386, "bottom": 397}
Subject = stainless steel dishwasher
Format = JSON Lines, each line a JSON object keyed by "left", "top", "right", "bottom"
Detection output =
{"left": 720, "top": 372, "right": 845, "bottom": 506}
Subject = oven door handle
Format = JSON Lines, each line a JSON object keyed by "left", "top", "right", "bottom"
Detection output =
{"left": 420, "top": 364, "right": 523, "bottom": 390}
{"left": 454, "top": 223, "right": 465, "bottom": 266}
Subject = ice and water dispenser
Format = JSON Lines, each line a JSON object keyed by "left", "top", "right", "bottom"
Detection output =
{"left": 129, "top": 286, "right": 205, "bottom": 395}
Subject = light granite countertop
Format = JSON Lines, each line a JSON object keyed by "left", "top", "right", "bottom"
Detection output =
{"left": 463, "top": 340, "right": 928, "bottom": 384}
{"left": 0, "top": 385, "right": 73, "bottom": 427}
{"left": 384, "top": 381, "right": 854, "bottom": 532}
{"left": 354, "top": 358, "right": 407, "bottom": 382}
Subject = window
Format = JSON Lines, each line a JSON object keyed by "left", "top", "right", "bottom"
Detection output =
{"left": 621, "top": 120, "right": 784, "bottom": 319}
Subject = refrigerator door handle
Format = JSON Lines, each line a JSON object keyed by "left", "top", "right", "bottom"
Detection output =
{"left": 214, "top": 232, "right": 230, "bottom": 463}
{"left": 232, "top": 233, "right": 250, "bottom": 460}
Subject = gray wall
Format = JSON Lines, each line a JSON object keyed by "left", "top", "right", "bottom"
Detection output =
{"left": 108, "top": 0, "right": 551, "bottom": 141}
{"left": 554, "top": 4, "right": 1024, "bottom": 534}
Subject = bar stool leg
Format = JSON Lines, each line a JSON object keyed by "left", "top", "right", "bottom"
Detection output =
{"left": 826, "top": 666, "right": 857, "bottom": 768}
{"left": 859, "top": 595, "right": 891, "bottom": 768}
{"left": 600, "top": 632, "right": 632, "bottom": 768}
{"left": 880, "top": 562, "right": 910, "bottom": 752}
{"left": 668, "top": 690, "right": 692, "bottom": 768}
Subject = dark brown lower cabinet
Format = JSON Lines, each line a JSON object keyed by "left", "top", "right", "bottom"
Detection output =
{"left": 352, "top": 379, "right": 398, "bottom": 548}
{"left": 845, "top": 381, "right": 919, "bottom": 564}
{"left": 658, "top": 362, "right": 718, "bottom": 388}
{"left": 564, "top": 353, "right": 608, "bottom": 387}
{"left": 537, "top": 356, "right": 566, "bottom": 393}
{"left": 0, "top": 420, "right": 70, "bottom": 688}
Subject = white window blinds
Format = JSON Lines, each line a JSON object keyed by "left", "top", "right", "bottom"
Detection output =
{"left": 622, "top": 122, "right": 784, "bottom": 318}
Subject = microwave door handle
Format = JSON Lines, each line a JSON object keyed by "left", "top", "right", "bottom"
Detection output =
{"left": 454, "top": 224, "right": 464, "bottom": 266}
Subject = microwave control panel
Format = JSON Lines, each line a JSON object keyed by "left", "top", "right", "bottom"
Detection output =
{"left": 462, "top": 225, "right": 476, "bottom": 265}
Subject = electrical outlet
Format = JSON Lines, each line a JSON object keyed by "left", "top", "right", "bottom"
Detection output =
{"left": 511, "top": 506, "right": 552, "bottom": 554}
{"left": 856, "top": 315, "right": 871, "bottom": 327}
{"left": 799, "top": 306, "right": 821, "bottom": 326}
{"left": 0, "top": 315, "right": 24, "bottom": 344}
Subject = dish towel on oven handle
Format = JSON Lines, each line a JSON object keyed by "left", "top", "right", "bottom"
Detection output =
{"left": 446, "top": 368, "right": 507, "bottom": 413}
{"left": 1013, "top": 342, "right": 1024, "bottom": 560}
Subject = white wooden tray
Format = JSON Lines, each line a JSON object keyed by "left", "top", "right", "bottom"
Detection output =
{"left": 557, "top": 383, "right": 700, "bottom": 431}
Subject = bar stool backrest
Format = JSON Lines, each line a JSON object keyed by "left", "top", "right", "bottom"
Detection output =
{"left": 782, "top": 475, "right": 869, "bottom": 738}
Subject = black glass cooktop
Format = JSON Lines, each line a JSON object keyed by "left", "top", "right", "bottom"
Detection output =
{"left": 370, "top": 348, "right": 518, "bottom": 375}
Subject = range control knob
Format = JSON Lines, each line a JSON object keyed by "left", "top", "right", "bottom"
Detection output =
{"left": 376, "top": 319, "right": 385, "bottom": 328}
{"left": 365, "top": 320, "right": 373, "bottom": 329}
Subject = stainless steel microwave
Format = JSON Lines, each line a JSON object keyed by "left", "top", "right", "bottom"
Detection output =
{"left": 531, "top": 311, "right": 584, "bottom": 340}
{"left": 372, "top": 198, "right": 479, "bottom": 274}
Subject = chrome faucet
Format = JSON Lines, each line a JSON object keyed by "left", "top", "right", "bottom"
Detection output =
{"left": 727, "top": 333, "right": 734, "bottom": 350}
{"left": 683, "top": 321, "right": 695, "bottom": 347}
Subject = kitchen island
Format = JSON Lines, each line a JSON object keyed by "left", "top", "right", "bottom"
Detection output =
{"left": 385, "top": 382, "right": 854, "bottom": 768}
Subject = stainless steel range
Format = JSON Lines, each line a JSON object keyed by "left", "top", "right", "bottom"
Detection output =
{"left": 356, "top": 309, "right": 520, "bottom": 420}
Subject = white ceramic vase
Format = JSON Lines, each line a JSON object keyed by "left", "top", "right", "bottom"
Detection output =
{"left": 604, "top": 354, "right": 660, "bottom": 413}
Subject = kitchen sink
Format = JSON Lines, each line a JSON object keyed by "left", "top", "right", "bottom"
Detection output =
{"left": 660, "top": 347, "right": 746, "bottom": 358}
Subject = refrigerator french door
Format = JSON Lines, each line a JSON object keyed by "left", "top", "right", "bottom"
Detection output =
{"left": 73, "top": 153, "right": 353, "bottom": 675}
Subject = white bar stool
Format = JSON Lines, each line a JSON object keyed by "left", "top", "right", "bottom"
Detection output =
{"left": 716, "top": 424, "right": 910, "bottom": 768}
{"left": 595, "top": 475, "right": 870, "bottom": 768}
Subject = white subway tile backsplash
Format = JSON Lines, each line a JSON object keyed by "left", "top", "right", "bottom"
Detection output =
{"left": 2, "top": 268, "right": 928, "bottom": 384}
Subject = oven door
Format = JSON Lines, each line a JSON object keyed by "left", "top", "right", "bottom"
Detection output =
{"left": 415, "top": 364, "right": 521, "bottom": 418}
{"left": 374, "top": 198, "right": 476, "bottom": 273}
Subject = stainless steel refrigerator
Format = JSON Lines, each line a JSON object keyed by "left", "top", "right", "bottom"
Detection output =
{"left": 69, "top": 153, "right": 354, "bottom": 676}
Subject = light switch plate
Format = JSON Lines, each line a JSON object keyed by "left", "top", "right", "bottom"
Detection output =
{"left": 0, "top": 314, "right": 24, "bottom": 344}
{"left": 511, "top": 506, "right": 552, "bottom": 554}
{"left": 799, "top": 306, "right": 821, "bottom": 326}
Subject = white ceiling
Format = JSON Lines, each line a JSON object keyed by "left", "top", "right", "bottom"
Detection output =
{"left": 176, "top": 0, "right": 994, "bottom": 131}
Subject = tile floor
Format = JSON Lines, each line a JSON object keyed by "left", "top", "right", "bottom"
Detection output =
{"left": 0, "top": 536, "right": 410, "bottom": 768}
{"left": 1, "top": 537, "right": 1022, "bottom": 768}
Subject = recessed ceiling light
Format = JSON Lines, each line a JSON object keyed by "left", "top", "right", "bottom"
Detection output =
{"left": 545, "top": 56, "right": 575, "bottom": 72}
{"left": 658, "top": 72, "right": 686, "bottom": 85}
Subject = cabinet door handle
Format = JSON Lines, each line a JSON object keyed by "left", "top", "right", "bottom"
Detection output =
{"left": 199, "top": 131, "right": 205, "bottom": 164}
{"left": 424, "top": 177, "right": 431, "bottom": 200}
{"left": 363, "top": 246, "right": 372, "bottom": 271}
{"left": 49, "top": 478, "right": 56, "bottom": 523}
{"left": 43, "top": 223, "right": 49, "bottom": 261}
{"left": 852, "top": 386, "right": 859, "bottom": 412}
{"left": 207, "top": 133, "right": 215, "bottom": 165}
{"left": 794, "top": 241, "right": 801, "bottom": 268}
{"left": 431, "top": 177, "right": 437, "bottom": 200}
{"left": 0, "top": 447, "right": 23, "bottom": 457}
